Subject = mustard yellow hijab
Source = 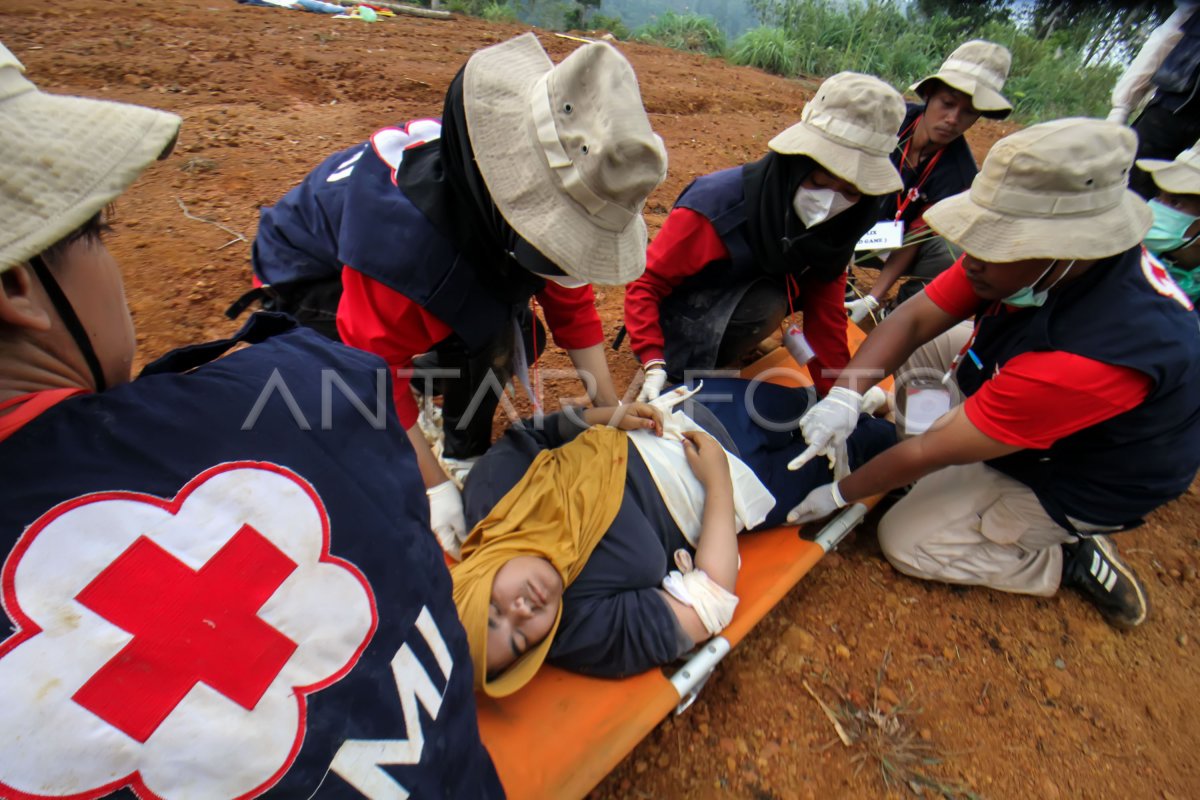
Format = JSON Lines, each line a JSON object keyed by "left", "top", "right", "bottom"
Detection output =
{"left": 451, "top": 426, "right": 628, "bottom": 697}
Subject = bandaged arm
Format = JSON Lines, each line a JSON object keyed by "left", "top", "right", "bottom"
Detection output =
{"left": 659, "top": 452, "right": 739, "bottom": 644}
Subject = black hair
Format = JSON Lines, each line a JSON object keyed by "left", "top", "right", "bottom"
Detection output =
{"left": 37, "top": 206, "right": 114, "bottom": 270}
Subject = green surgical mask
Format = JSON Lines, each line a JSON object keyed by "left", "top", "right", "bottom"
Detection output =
{"left": 1145, "top": 199, "right": 1200, "bottom": 255}
{"left": 1003, "top": 260, "right": 1076, "bottom": 308}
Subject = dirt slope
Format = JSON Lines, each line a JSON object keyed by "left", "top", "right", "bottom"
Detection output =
{"left": 3, "top": 2, "right": 1198, "bottom": 798}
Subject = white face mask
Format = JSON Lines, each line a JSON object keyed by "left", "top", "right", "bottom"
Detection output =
{"left": 544, "top": 274, "right": 590, "bottom": 289}
{"left": 793, "top": 186, "right": 856, "bottom": 228}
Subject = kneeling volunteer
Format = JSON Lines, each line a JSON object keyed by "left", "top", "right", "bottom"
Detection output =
{"left": 0, "top": 42, "right": 501, "bottom": 797}
{"left": 789, "top": 118, "right": 1200, "bottom": 630}
{"left": 624, "top": 72, "right": 905, "bottom": 400}
{"left": 847, "top": 39, "right": 1013, "bottom": 322}
{"left": 1139, "top": 141, "right": 1200, "bottom": 305}
{"left": 242, "top": 33, "right": 667, "bottom": 557}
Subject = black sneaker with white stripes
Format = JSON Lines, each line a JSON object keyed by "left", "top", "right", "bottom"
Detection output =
{"left": 1061, "top": 537, "right": 1149, "bottom": 630}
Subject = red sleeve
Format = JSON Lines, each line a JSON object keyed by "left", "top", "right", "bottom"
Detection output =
{"left": 337, "top": 266, "right": 453, "bottom": 429}
{"left": 924, "top": 256, "right": 979, "bottom": 319}
{"left": 963, "top": 351, "right": 1154, "bottom": 449}
{"left": 798, "top": 271, "right": 850, "bottom": 395}
{"left": 624, "top": 208, "right": 731, "bottom": 364}
{"left": 535, "top": 283, "right": 604, "bottom": 351}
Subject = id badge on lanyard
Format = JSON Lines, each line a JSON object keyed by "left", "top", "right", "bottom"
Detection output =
{"left": 855, "top": 219, "right": 905, "bottom": 251}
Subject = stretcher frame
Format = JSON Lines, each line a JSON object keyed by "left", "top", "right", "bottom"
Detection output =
{"left": 475, "top": 334, "right": 888, "bottom": 799}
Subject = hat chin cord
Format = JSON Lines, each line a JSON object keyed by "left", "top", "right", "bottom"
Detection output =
{"left": 29, "top": 255, "right": 108, "bottom": 393}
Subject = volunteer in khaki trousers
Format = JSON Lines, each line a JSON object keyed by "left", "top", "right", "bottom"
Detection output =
{"left": 789, "top": 119, "right": 1200, "bottom": 629}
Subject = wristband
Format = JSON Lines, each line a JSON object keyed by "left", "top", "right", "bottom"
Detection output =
{"left": 831, "top": 482, "right": 848, "bottom": 509}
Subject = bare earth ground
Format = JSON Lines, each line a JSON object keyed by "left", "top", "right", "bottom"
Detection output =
{"left": 5, "top": 2, "right": 1199, "bottom": 797}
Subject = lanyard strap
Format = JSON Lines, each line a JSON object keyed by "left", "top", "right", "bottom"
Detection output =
{"left": 29, "top": 255, "right": 107, "bottom": 392}
{"left": 894, "top": 116, "right": 945, "bottom": 222}
{"left": 942, "top": 303, "right": 1001, "bottom": 384}
{"left": 785, "top": 274, "right": 799, "bottom": 320}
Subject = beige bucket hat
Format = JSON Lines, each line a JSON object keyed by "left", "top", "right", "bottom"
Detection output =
{"left": 924, "top": 118, "right": 1152, "bottom": 262}
{"left": 464, "top": 33, "right": 667, "bottom": 286}
{"left": 768, "top": 72, "right": 905, "bottom": 196}
{"left": 911, "top": 39, "right": 1013, "bottom": 120}
{"left": 0, "top": 42, "right": 180, "bottom": 274}
{"left": 1137, "top": 143, "right": 1200, "bottom": 195}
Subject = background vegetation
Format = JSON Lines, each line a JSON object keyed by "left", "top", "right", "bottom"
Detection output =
{"left": 440, "top": 0, "right": 1177, "bottom": 122}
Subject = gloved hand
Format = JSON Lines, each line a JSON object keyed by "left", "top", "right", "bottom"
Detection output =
{"left": 637, "top": 362, "right": 668, "bottom": 402}
{"left": 786, "top": 482, "right": 847, "bottom": 524}
{"left": 844, "top": 294, "right": 880, "bottom": 324}
{"left": 788, "top": 386, "right": 863, "bottom": 473}
{"left": 427, "top": 480, "right": 467, "bottom": 560}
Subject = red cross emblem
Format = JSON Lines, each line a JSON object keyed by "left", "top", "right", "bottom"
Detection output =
{"left": 72, "top": 525, "right": 299, "bottom": 743}
{"left": 0, "top": 463, "right": 378, "bottom": 800}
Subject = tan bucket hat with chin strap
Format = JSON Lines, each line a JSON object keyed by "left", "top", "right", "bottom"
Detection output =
{"left": 911, "top": 39, "right": 1013, "bottom": 120}
{"left": 464, "top": 33, "right": 667, "bottom": 287}
{"left": 1137, "top": 142, "right": 1200, "bottom": 196}
{"left": 923, "top": 118, "right": 1152, "bottom": 263}
{"left": 0, "top": 41, "right": 180, "bottom": 273}
{"left": 767, "top": 71, "right": 906, "bottom": 196}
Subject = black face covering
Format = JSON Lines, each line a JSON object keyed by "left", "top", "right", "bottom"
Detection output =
{"left": 29, "top": 254, "right": 107, "bottom": 392}
{"left": 741, "top": 152, "right": 882, "bottom": 281}
{"left": 393, "top": 68, "right": 546, "bottom": 303}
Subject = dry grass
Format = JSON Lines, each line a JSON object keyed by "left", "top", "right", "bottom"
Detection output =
{"left": 806, "top": 650, "right": 981, "bottom": 799}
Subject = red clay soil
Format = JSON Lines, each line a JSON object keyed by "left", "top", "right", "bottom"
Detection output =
{"left": 4, "top": 2, "right": 1199, "bottom": 798}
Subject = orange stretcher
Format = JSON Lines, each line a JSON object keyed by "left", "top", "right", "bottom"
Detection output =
{"left": 476, "top": 329, "right": 890, "bottom": 799}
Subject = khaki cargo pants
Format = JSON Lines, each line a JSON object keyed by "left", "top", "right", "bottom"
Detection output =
{"left": 877, "top": 323, "right": 1074, "bottom": 597}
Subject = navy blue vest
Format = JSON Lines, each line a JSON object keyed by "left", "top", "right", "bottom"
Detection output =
{"left": 675, "top": 166, "right": 758, "bottom": 283}
{"left": 0, "top": 314, "right": 502, "bottom": 799}
{"left": 879, "top": 104, "right": 978, "bottom": 226}
{"left": 1153, "top": 7, "right": 1200, "bottom": 112}
{"left": 956, "top": 249, "right": 1200, "bottom": 532}
{"left": 252, "top": 124, "right": 512, "bottom": 352}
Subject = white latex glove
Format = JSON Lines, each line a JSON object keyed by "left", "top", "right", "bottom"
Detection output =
{"left": 844, "top": 294, "right": 880, "bottom": 324}
{"left": 786, "top": 482, "right": 847, "bottom": 524}
{"left": 637, "top": 364, "right": 668, "bottom": 402}
{"left": 1106, "top": 106, "right": 1129, "bottom": 124}
{"left": 427, "top": 480, "right": 467, "bottom": 560}
{"left": 860, "top": 385, "right": 889, "bottom": 416}
{"left": 788, "top": 386, "right": 863, "bottom": 473}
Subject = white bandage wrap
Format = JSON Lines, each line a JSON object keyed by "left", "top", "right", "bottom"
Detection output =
{"left": 661, "top": 550, "right": 739, "bottom": 636}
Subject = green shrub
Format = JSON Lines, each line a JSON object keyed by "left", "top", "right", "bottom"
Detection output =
{"left": 445, "top": 0, "right": 487, "bottom": 15}
{"left": 633, "top": 11, "right": 726, "bottom": 58}
{"left": 480, "top": 1, "right": 519, "bottom": 24}
{"left": 730, "top": 26, "right": 800, "bottom": 76}
{"left": 743, "top": 0, "right": 1124, "bottom": 122}
{"left": 588, "top": 12, "right": 630, "bottom": 39}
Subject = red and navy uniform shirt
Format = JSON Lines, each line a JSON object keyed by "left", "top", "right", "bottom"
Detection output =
{"left": 624, "top": 207, "right": 849, "bottom": 396}
{"left": 0, "top": 315, "right": 504, "bottom": 799}
{"left": 927, "top": 251, "right": 1200, "bottom": 530}
{"left": 253, "top": 121, "right": 605, "bottom": 430}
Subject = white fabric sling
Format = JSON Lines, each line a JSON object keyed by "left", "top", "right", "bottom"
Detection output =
{"left": 626, "top": 384, "right": 776, "bottom": 548}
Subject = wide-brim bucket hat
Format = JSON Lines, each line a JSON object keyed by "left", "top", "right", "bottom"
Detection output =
{"left": 1, "top": 42, "right": 180, "bottom": 273}
{"left": 1137, "top": 143, "right": 1200, "bottom": 195}
{"left": 911, "top": 39, "right": 1013, "bottom": 120}
{"left": 768, "top": 71, "right": 905, "bottom": 196}
{"left": 924, "top": 118, "right": 1152, "bottom": 262}
{"left": 464, "top": 33, "right": 667, "bottom": 286}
